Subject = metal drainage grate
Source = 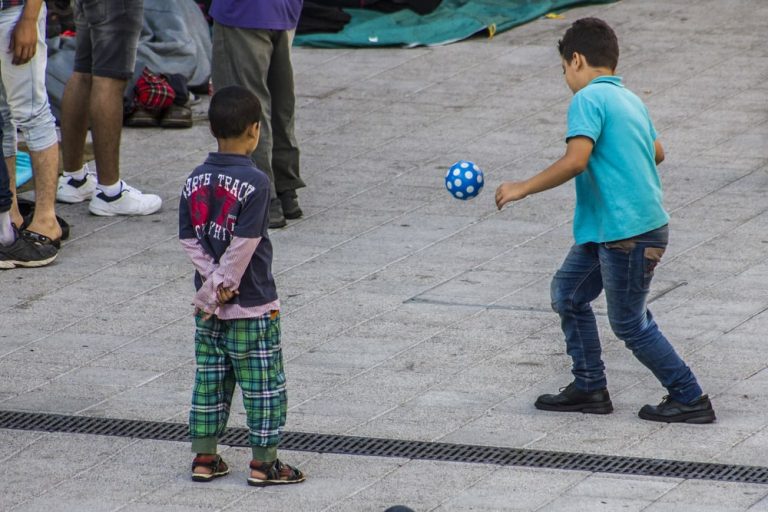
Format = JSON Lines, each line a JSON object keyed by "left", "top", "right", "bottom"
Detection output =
{"left": 3, "top": 409, "right": 767, "bottom": 484}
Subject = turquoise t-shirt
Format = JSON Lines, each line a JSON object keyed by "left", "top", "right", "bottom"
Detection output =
{"left": 566, "top": 75, "right": 669, "bottom": 244}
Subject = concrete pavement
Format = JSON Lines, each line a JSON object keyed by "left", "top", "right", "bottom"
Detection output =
{"left": 2, "top": 0, "right": 768, "bottom": 510}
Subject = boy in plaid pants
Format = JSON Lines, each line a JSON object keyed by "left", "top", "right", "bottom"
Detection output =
{"left": 178, "top": 85, "right": 304, "bottom": 486}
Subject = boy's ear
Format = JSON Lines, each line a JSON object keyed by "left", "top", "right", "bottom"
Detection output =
{"left": 571, "top": 52, "right": 585, "bottom": 69}
{"left": 248, "top": 121, "right": 260, "bottom": 139}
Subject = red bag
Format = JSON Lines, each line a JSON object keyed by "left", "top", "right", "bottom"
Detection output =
{"left": 134, "top": 67, "right": 175, "bottom": 113}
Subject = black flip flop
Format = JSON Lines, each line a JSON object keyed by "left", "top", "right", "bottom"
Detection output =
{"left": 21, "top": 229, "right": 61, "bottom": 249}
{"left": 17, "top": 198, "right": 70, "bottom": 241}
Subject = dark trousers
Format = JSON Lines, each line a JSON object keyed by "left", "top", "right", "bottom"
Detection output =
{"left": 211, "top": 24, "right": 304, "bottom": 199}
{"left": 0, "top": 118, "right": 10, "bottom": 213}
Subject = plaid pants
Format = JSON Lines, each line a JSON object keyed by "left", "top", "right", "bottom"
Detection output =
{"left": 189, "top": 311, "right": 287, "bottom": 456}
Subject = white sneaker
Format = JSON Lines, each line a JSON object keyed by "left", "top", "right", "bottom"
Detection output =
{"left": 88, "top": 181, "right": 162, "bottom": 216}
{"left": 57, "top": 171, "right": 97, "bottom": 203}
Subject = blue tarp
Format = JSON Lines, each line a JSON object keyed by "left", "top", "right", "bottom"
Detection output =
{"left": 15, "top": 151, "right": 32, "bottom": 187}
{"left": 295, "top": 0, "right": 617, "bottom": 48}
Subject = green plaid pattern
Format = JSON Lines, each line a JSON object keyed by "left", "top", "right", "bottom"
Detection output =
{"left": 189, "top": 311, "right": 287, "bottom": 450}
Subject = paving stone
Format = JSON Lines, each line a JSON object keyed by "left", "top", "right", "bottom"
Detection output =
{"left": 1, "top": 0, "right": 767, "bottom": 509}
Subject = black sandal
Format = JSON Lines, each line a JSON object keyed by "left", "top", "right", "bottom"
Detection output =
{"left": 21, "top": 229, "right": 62, "bottom": 249}
{"left": 191, "top": 454, "right": 230, "bottom": 482}
{"left": 17, "top": 198, "right": 70, "bottom": 243}
{"left": 247, "top": 459, "right": 305, "bottom": 487}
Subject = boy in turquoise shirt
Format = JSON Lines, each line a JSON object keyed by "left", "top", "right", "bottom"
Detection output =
{"left": 496, "top": 17, "right": 715, "bottom": 423}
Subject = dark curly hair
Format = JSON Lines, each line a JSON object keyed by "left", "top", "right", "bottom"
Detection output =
{"left": 208, "top": 86, "right": 262, "bottom": 139}
{"left": 558, "top": 17, "right": 619, "bottom": 70}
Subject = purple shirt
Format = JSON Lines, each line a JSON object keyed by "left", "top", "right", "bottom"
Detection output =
{"left": 209, "top": 0, "right": 303, "bottom": 30}
{"left": 0, "top": 1, "right": 25, "bottom": 10}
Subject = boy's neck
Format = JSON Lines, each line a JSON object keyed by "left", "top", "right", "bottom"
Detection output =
{"left": 217, "top": 139, "right": 254, "bottom": 157}
{"left": 585, "top": 66, "right": 615, "bottom": 82}
{"left": 574, "top": 66, "right": 615, "bottom": 92}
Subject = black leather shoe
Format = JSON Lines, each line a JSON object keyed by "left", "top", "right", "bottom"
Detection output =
{"left": 278, "top": 190, "right": 303, "bottom": 219}
{"left": 638, "top": 394, "right": 715, "bottom": 424}
{"left": 159, "top": 104, "right": 193, "bottom": 129}
{"left": 535, "top": 382, "right": 613, "bottom": 414}
{"left": 269, "top": 197, "right": 287, "bottom": 229}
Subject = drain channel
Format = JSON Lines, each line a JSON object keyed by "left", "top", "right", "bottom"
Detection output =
{"left": 2, "top": 409, "right": 767, "bottom": 484}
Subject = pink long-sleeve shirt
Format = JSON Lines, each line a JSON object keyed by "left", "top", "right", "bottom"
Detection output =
{"left": 180, "top": 237, "right": 279, "bottom": 320}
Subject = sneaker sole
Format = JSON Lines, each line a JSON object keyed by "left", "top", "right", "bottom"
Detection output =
{"left": 0, "top": 253, "right": 57, "bottom": 269}
{"left": 57, "top": 177, "right": 96, "bottom": 204}
{"left": 88, "top": 204, "right": 162, "bottom": 217}
{"left": 638, "top": 409, "right": 716, "bottom": 424}
{"left": 56, "top": 194, "right": 92, "bottom": 204}
{"left": 535, "top": 400, "right": 614, "bottom": 415}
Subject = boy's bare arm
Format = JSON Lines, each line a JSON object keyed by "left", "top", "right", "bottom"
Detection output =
{"left": 654, "top": 139, "right": 665, "bottom": 165}
{"left": 495, "top": 136, "right": 593, "bottom": 209}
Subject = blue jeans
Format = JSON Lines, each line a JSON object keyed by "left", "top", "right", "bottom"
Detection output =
{"left": 0, "top": 115, "right": 9, "bottom": 213}
{"left": 550, "top": 225, "right": 702, "bottom": 404}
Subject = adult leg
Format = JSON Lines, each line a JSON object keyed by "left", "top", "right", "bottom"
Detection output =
{"left": 65, "top": 0, "right": 159, "bottom": 216}
{"left": 58, "top": 0, "right": 97, "bottom": 202}
{"left": 212, "top": 24, "right": 288, "bottom": 228}
{"left": 0, "top": 112, "right": 57, "bottom": 267}
{"left": 600, "top": 225, "right": 702, "bottom": 404}
{"left": 2, "top": 150, "right": 21, "bottom": 228}
{"left": 60, "top": 72, "right": 92, "bottom": 174}
{"left": 212, "top": 25, "right": 275, "bottom": 189}
{"left": 84, "top": 72, "right": 161, "bottom": 216}
{"left": 0, "top": 122, "right": 12, "bottom": 244}
{"left": 0, "top": 5, "right": 61, "bottom": 241}
{"left": 87, "top": 76, "right": 127, "bottom": 187}
{"left": 268, "top": 31, "right": 304, "bottom": 199}
{"left": 57, "top": 0, "right": 97, "bottom": 203}
{"left": 75, "top": 0, "right": 141, "bottom": 188}
{"left": 26, "top": 144, "right": 60, "bottom": 239}
{"left": 58, "top": 72, "right": 99, "bottom": 204}
{"left": 0, "top": 12, "right": 20, "bottom": 228}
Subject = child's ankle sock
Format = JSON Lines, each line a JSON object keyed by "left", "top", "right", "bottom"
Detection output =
{"left": 97, "top": 180, "right": 123, "bottom": 198}
{"left": 0, "top": 211, "right": 15, "bottom": 245}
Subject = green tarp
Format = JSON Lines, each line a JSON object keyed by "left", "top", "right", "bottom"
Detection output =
{"left": 294, "top": 0, "right": 617, "bottom": 48}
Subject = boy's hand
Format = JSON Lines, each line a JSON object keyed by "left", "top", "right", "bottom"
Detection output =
{"left": 216, "top": 286, "right": 238, "bottom": 304}
{"left": 195, "top": 306, "right": 216, "bottom": 321}
{"left": 192, "top": 287, "right": 238, "bottom": 320}
{"left": 495, "top": 181, "right": 528, "bottom": 210}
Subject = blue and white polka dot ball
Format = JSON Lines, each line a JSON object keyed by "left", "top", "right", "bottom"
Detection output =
{"left": 445, "top": 160, "right": 484, "bottom": 200}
